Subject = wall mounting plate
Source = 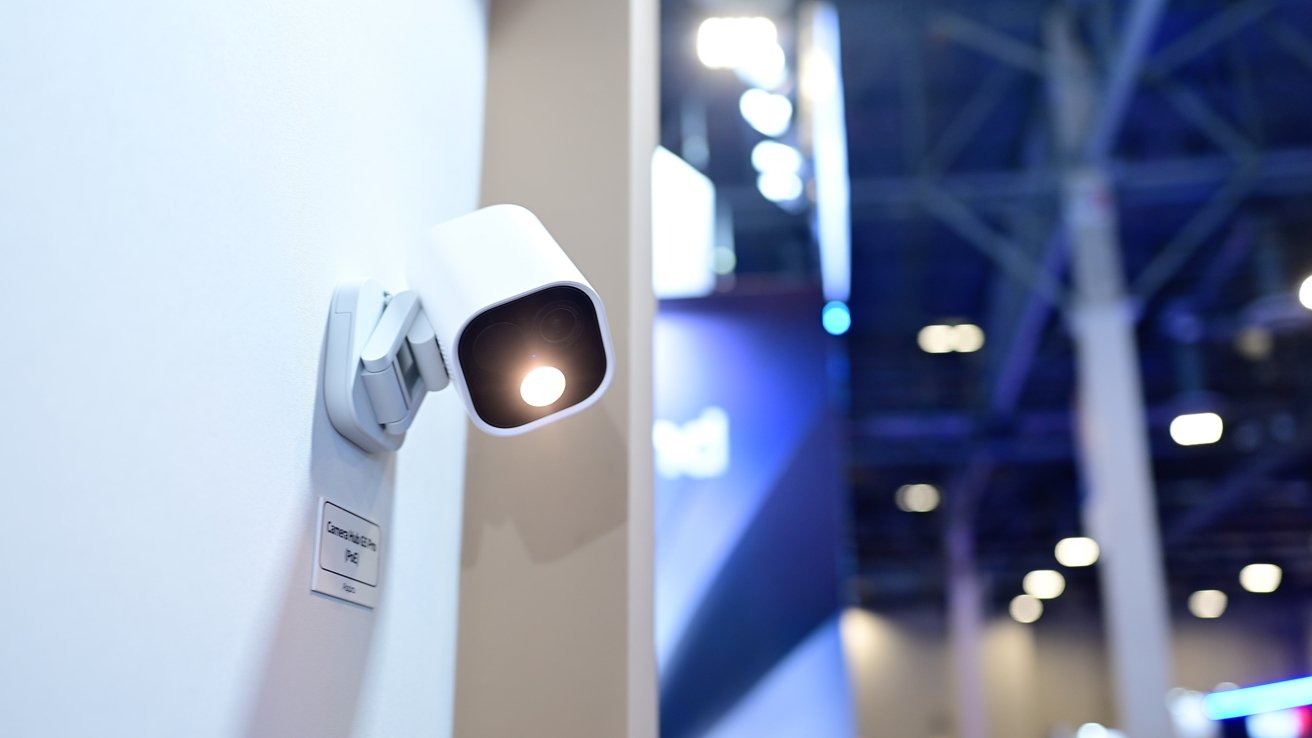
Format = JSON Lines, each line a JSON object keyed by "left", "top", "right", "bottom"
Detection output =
{"left": 324, "top": 280, "right": 404, "bottom": 453}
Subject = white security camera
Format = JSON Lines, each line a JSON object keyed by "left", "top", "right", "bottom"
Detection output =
{"left": 324, "top": 205, "right": 614, "bottom": 453}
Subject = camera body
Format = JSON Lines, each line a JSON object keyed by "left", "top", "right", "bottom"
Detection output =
{"left": 409, "top": 205, "right": 614, "bottom": 436}
{"left": 324, "top": 205, "right": 614, "bottom": 452}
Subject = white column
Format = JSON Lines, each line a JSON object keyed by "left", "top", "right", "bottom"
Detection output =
{"left": 1065, "top": 167, "right": 1178, "bottom": 738}
{"left": 1046, "top": 9, "right": 1178, "bottom": 736}
{"left": 947, "top": 511, "right": 988, "bottom": 738}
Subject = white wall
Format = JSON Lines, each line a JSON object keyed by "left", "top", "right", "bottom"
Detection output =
{"left": 0, "top": 2, "right": 485, "bottom": 736}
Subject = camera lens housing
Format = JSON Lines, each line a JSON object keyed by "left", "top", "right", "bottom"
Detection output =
{"left": 409, "top": 204, "right": 615, "bottom": 437}
{"left": 457, "top": 285, "right": 608, "bottom": 430}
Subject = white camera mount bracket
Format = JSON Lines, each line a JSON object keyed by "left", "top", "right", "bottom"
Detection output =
{"left": 324, "top": 280, "right": 450, "bottom": 453}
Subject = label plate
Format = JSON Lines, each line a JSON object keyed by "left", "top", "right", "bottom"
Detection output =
{"left": 311, "top": 498, "right": 381, "bottom": 608}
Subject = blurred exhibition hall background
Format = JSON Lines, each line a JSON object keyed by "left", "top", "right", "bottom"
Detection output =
{"left": 649, "top": 1, "right": 1312, "bottom": 737}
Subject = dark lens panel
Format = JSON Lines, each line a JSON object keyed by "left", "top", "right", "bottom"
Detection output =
{"left": 457, "top": 285, "right": 608, "bottom": 429}
{"left": 537, "top": 302, "right": 582, "bottom": 344}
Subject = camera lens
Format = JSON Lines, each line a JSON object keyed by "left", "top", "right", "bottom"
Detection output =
{"left": 537, "top": 302, "right": 581, "bottom": 344}
{"left": 472, "top": 321, "right": 526, "bottom": 373}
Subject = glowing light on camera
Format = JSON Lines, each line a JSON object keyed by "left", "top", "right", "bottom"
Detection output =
{"left": 1023, "top": 569, "right": 1066, "bottom": 599}
{"left": 1299, "top": 275, "right": 1312, "bottom": 310}
{"left": 521, "top": 366, "right": 566, "bottom": 407}
{"left": 1239, "top": 563, "right": 1282, "bottom": 593}
{"left": 1055, "top": 537, "right": 1100, "bottom": 567}
{"left": 1188, "top": 589, "right": 1228, "bottom": 619}
{"left": 1170, "top": 412, "right": 1224, "bottom": 446}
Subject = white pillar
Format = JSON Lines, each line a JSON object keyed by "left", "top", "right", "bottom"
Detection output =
{"left": 947, "top": 511, "right": 988, "bottom": 738}
{"left": 1065, "top": 168, "right": 1178, "bottom": 738}
{"left": 1047, "top": 10, "right": 1178, "bottom": 737}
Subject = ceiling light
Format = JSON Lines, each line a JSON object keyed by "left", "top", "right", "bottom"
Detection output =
{"left": 1170, "top": 412, "right": 1224, "bottom": 446}
{"left": 1010, "top": 594, "right": 1043, "bottom": 624}
{"left": 697, "top": 17, "right": 778, "bottom": 70}
{"left": 756, "top": 171, "right": 803, "bottom": 203}
{"left": 917, "top": 324, "right": 954, "bottom": 354}
{"left": 750, "top": 140, "right": 804, "bottom": 175}
{"left": 1188, "top": 589, "right": 1228, "bottom": 619}
{"left": 953, "top": 323, "right": 985, "bottom": 352}
{"left": 739, "top": 89, "right": 793, "bottom": 137}
{"left": 1299, "top": 275, "right": 1312, "bottom": 310}
{"left": 1023, "top": 569, "right": 1066, "bottom": 599}
{"left": 1239, "top": 563, "right": 1282, "bottom": 593}
{"left": 1055, "top": 537, "right": 1100, "bottom": 567}
{"left": 895, "top": 483, "right": 940, "bottom": 513}
{"left": 917, "top": 323, "right": 986, "bottom": 353}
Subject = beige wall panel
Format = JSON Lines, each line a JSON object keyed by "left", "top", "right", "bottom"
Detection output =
{"left": 455, "top": 0, "right": 657, "bottom": 735}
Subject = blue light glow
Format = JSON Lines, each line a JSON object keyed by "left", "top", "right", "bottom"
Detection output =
{"left": 821, "top": 301, "right": 850, "bottom": 336}
{"left": 1203, "top": 676, "right": 1312, "bottom": 720}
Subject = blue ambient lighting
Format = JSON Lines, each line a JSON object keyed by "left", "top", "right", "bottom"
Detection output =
{"left": 1203, "top": 676, "right": 1312, "bottom": 720}
{"left": 822, "top": 301, "right": 851, "bottom": 336}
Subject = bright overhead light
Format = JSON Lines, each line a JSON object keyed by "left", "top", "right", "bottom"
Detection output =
{"left": 739, "top": 89, "right": 793, "bottom": 137}
{"left": 520, "top": 366, "right": 566, "bottom": 407}
{"left": 953, "top": 323, "right": 985, "bottom": 353}
{"left": 917, "top": 324, "right": 954, "bottom": 354}
{"left": 1188, "top": 589, "right": 1228, "bottom": 619}
{"left": 895, "top": 483, "right": 940, "bottom": 513}
{"left": 1299, "top": 275, "right": 1312, "bottom": 310}
{"left": 822, "top": 301, "right": 851, "bottom": 336}
{"left": 1010, "top": 594, "right": 1043, "bottom": 624}
{"left": 1170, "top": 412, "right": 1224, "bottom": 446}
{"left": 1239, "top": 563, "right": 1282, "bottom": 593}
{"left": 1055, "top": 537, "right": 1100, "bottom": 567}
{"left": 917, "top": 323, "right": 986, "bottom": 354}
{"left": 1023, "top": 569, "right": 1066, "bottom": 599}
{"left": 750, "top": 140, "right": 804, "bottom": 175}
{"left": 757, "top": 171, "right": 803, "bottom": 203}
{"left": 697, "top": 17, "right": 778, "bottom": 68}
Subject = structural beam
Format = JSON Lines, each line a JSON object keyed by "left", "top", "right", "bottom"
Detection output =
{"left": 1082, "top": 0, "right": 1169, "bottom": 159}
{"left": 930, "top": 11, "right": 1046, "bottom": 75}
